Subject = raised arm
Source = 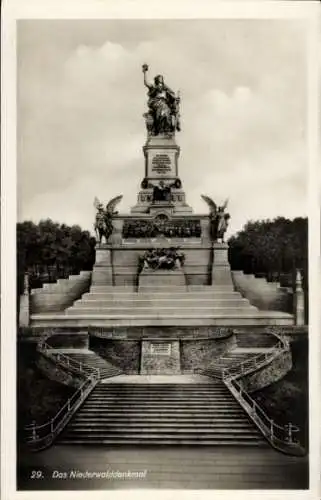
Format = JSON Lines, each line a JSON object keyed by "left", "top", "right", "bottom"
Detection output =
{"left": 142, "top": 64, "right": 152, "bottom": 89}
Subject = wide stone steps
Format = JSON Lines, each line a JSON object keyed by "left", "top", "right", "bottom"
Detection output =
{"left": 88, "top": 286, "right": 236, "bottom": 292}
{"left": 57, "top": 382, "right": 267, "bottom": 446}
{"left": 73, "top": 298, "right": 250, "bottom": 307}
{"left": 80, "top": 292, "right": 244, "bottom": 300}
{"left": 72, "top": 409, "right": 247, "bottom": 416}
{"left": 66, "top": 306, "right": 257, "bottom": 315}
{"left": 32, "top": 311, "right": 293, "bottom": 327}
{"left": 59, "top": 438, "right": 265, "bottom": 446}
{"left": 70, "top": 417, "right": 249, "bottom": 424}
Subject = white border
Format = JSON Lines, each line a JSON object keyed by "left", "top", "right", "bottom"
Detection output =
{"left": 2, "top": 1, "right": 320, "bottom": 500}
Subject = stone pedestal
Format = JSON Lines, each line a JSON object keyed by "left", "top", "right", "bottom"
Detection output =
{"left": 140, "top": 339, "right": 181, "bottom": 374}
{"left": 19, "top": 294, "right": 30, "bottom": 327}
{"left": 139, "top": 268, "right": 186, "bottom": 289}
{"left": 131, "top": 135, "right": 193, "bottom": 215}
{"left": 294, "top": 271, "right": 305, "bottom": 326}
{"left": 91, "top": 246, "right": 113, "bottom": 286}
{"left": 211, "top": 243, "right": 233, "bottom": 286}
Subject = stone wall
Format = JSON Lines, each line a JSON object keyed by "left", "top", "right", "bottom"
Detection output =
{"left": 141, "top": 340, "right": 180, "bottom": 374}
{"left": 36, "top": 353, "right": 84, "bottom": 388}
{"left": 87, "top": 326, "right": 235, "bottom": 340}
{"left": 90, "top": 338, "right": 141, "bottom": 374}
{"left": 181, "top": 336, "right": 236, "bottom": 372}
{"left": 46, "top": 332, "right": 89, "bottom": 349}
{"left": 240, "top": 349, "right": 293, "bottom": 392}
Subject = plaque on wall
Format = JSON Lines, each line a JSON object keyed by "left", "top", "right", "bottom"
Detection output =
{"left": 150, "top": 343, "right": 171, "bottom": 355}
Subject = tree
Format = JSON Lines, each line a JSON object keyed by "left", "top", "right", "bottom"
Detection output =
{"left": 17, "top": 219, "right": 96, "bottom": 294}
{"left": 228, "top": 217, "right": 308, "bottom": 286}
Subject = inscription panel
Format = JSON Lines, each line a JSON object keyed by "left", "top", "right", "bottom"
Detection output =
{"left": 150, "top": 343, "right": 172, "bottom": 355}
{"left": 147, "top": 150, "right": 176, "bottom": 178}
{"left": 152, "top": 154, "right": 171, "bottom": 174}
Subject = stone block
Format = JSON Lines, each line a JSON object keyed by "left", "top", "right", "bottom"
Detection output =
{"left": 91, "top": 267, "right": 113, "bottom": 286}
{"left": 140, "top": 340, "right": 181, "bottom": 374}
{"left": 19, "top": 294, "right": 30, "bottom": 327}
{"left": 138, "top": 269, "right": 186, "bottom": 288}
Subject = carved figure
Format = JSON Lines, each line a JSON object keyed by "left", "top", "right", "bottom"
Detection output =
{"left": 139, "top": 247, "right": 185, "bottom": 271}
{"left": 142, "top": 64, "right": 181, "bottom": 136}
{"left": 216, "top": 200, "right": 230, "bottom": 242}
{"left": 201, "top": 195, "right": 230, "bottom": 242}
{"left": 153, "top": 180, "right": 171, "bottom": 202}
{"left": 94, "top": 195, "right": 123, "bottom": 244}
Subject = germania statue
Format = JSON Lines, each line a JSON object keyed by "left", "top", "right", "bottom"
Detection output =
{"left": 142, "top": 64, "right": 181, "bottom": 136}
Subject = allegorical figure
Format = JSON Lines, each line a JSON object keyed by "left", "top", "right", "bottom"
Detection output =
{"left": 139, "top": 247, "right": 185, "bottom": 271}
{"left": 152, "top": 180, "right": 171, "bottom": 202}
{"left": 215, "top": 204, "right": 230, "bottom": 242}
{"left": 201, "top": 195, "right": 230, "bottom": 243}
{"left": 142, "top": 63, "right": 181, "bottom": 136}
{"left": 94, "top": 195, "right": 123, "bottom": 245}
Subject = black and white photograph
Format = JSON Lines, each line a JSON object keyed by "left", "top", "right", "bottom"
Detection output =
{"left": 2, "top": 1, "right": 320, "bottom": 497}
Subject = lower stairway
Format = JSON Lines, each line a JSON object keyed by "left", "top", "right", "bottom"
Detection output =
{"left": 47, "top": 349, "right": 123, "bottom": 380}
{"left": 57, "top": 379, "right": 268, "bottom": 446}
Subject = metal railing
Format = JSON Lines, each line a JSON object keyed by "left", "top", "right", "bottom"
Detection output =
{"left": 199, "top": 332, "right": 305, "bottom": 456}
{"left": 222, "top": 341, "right": 284, "bottom": 380}
{"left": 38, "top": 341, "right": 100, "bottom": 378}
{"left": 222, "top": 334, "right": 304, "bottom": 455}
{"left": 24, "top": 342, "right": 100, "bottom": 451}
{"left": 225, "top": 376, "right": 302, "bottom": 455}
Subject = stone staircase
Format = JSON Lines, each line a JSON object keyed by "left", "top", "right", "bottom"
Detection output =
{"left": 57, "top": 380, "right": 268, "bottom": 446}
{"left": 66, "top": 285, "right": 257, "bottom": 316}
{"left": 54, "top": 350, "right": 123, "bottom": 380}
{"left": 200, "top": 352, "right": 257, "bottom": 378}
{"left": 232, "top": 271, "right": 292, "bottom": 313}
{"left": 32, "top": 284, "right": 291, "bottom": 328}
{"left": 30, "top": 271, "right": 91, "bottom": 314}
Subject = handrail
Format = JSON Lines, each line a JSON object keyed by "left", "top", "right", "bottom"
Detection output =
{"left": 198, "top": 331, "right": 304, "bottom": 456}
{"left": 226, "top": 376, "right": 301, "bottom": 452}
{"left": 222, "top": 342, "right": 283, "bottom": 380}
{"left": 221, "top": 334, "right": 304, "bottom": 456}
{"left": 24, "top": 342, "right": 100, "bottom": 451}
{"left": 38, "top": 341, "right": 100, "bottom": 378}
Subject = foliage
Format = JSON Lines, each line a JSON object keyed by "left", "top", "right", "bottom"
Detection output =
{"left": 228, "top": 217, "right": 308, "bottom": 285}
{"left": 17, "top": 219, "right": 96, "bottom": 294}
{"left": 17, "top": 345, "right": 74, "bottom": 434}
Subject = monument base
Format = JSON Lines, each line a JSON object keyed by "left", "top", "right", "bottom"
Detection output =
{"left": 91, "top": 246, "right": 113, "bottom": 286}
{"left": 212, "top": 243, "right": 234, "bottom": 286}
{"left": 138, "top": 268, "right": 186, "bottom": 289}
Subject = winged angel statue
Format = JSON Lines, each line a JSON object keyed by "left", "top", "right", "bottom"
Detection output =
{"left": 201, "top": 195, "right": 230, "bottom": 242}
{"left": 93, "top": 195, "right": 123, "bottom": 244}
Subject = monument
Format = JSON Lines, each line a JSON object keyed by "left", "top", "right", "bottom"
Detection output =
{"left": 31, "top": 65, "right": 293, "bottom": 330}
{"left": 88, "top": 64, "right": 231, "bottom": 290}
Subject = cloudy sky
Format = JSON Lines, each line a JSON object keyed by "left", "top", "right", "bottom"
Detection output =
{"left": 17, "top": 19, "right": 308, "bottom": 237}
